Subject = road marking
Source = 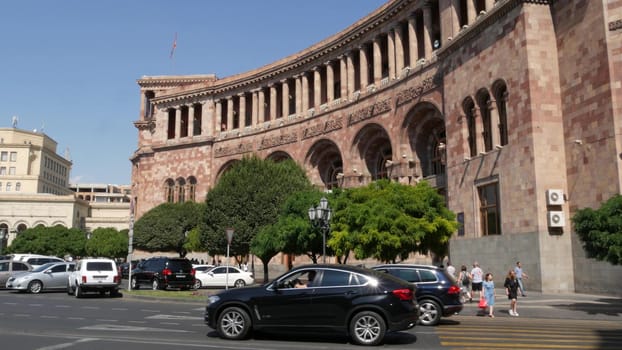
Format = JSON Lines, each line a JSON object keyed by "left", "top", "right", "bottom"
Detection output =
{"left": 29, "top": 304, "right": 43, "bottom": 307}
{"left": 36, "top": 338, "right": 98, "bottom": 350}
{"left": 81, "top": 306, "right": 99, "bottom": 310}
{"left": 140, "top": 309, "right": 160, "bottom": 313}
{"left": 111, "top": 308, "right": 127, "bottom": 311}
{"left": 96, "top": 319, "right": 118, "bottom": 322}
{"left": 145, "top": 314, "right": 203, "bottom": 320}
{"left": 40, "top": 315, "right": 59, "bottom": 319}
{"left": 79, "top": 324, "right": 190, "bottom": 333}
{"left": 55, "top": 305, "right": 70, "bottom": 308}
{"left": 67, "top": 317, "right": 84, "bottom": 320}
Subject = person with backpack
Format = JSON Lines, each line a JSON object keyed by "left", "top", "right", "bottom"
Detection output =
{"left": 458, "top": 265, "right": 472, "bottom": 302}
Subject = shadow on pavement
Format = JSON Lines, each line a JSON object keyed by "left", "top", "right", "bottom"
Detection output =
{"left": 550, "top": 297, "right": 622, "bottom": 317}
{"left": 206, "top": 329, "right": 417, "bottom": 345}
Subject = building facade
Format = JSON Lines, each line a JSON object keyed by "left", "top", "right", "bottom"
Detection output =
{"left": 131, "top": 0, "right": 622, "bottom": 295}
{"left": 0, "top": 128, "right": 131, "bottom": 249}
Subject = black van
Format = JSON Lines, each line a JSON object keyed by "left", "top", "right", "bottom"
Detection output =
{"left": 130, "top": 257, "right": 195, "bottom": 290}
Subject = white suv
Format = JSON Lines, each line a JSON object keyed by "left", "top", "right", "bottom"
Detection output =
{"left": 67, "top": 258, "right": 121, "bottom": 298}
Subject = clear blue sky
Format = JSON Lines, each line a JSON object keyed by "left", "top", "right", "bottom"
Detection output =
{"left": 0, "top": 0, "right": 386, "bottom": 185}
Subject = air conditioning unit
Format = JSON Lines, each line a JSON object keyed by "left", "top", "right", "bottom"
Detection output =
{"left": 546, "top": 189, "right": 564, "bottom": 206}
{"left": 547, "top": 211, "right": 565, "bottom": 228}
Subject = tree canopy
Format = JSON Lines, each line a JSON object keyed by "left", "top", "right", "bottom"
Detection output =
{"left": 572, "top": 194, "right": 622, "bottom": 265}
{"left": 329, "top": 180, "right": 458, "bottom": 263}
{"left": 133, "top": 201, "right": 205, "bottom": 256}
{"left": 85, "top": 227, "right": 129, "bottom": 259}
{"left": 202, "top": 156, "right": 313, "bottom": 269}
{"left": 6, "top": 225, "right": 87, "bottom": 258}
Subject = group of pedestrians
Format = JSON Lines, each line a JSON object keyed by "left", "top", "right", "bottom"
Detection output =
{"left": 446, "top": 260, "right": 529, "bottom": 318}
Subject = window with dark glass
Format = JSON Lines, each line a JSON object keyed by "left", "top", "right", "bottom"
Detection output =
{"left": 478, "top": 183, "right": 501, "bottom": 235}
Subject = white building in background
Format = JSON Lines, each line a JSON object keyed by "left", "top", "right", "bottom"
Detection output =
{"left": 0, "top": 127, "right": 130, "bottom": 251}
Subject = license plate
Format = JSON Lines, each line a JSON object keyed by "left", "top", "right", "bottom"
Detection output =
{"left": 176, "top": 274, "right": 186, "bottom": 278}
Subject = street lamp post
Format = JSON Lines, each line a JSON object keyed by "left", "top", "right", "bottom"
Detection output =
{"left": 308, "top": 197, "right": 332, "bottom": 264}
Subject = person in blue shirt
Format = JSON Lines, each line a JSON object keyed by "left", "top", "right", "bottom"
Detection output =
{"left": 514, "top": 261, "right": 529, "bottom": 297}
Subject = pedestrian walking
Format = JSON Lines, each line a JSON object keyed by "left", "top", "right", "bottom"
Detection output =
{"left": 446, "top": 261, "right": 456, "bottom": 278}
{"left": 514, "top": 261, "right": 529, "bottom": 296}
{"left": 483, "top": 273, "right": 495, "bottom": 318}
{"left": 458, "top": 265, "right": 472, "bottom": 302}
{"left": 504, "top": 270, "right": 520, "bottom": 316}
{"left": 470, "top": 261, "right": 484, "bottom": 302}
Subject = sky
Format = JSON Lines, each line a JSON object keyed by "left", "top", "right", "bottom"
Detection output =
{"left": 0, "top": 0, "right": 387, "bottom": 185}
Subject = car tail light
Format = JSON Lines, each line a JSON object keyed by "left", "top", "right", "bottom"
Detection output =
{"left": 392, "top": 288, "right": 414, "bottom": 301}
{"left": 114, "top": 275, "right": 120, "bottom": 283}
{"left": 162, "top": 268, "right": 172, "bottom": 276}
{"left": 82, "top": 276, "right": 87, "bottom": 283}
{"left": 448, "top": 285, "right": 461, "bottom": 295}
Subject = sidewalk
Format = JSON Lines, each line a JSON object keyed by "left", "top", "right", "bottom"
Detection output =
{"left": 462, "top": 288, "right": 622, "bottom": 321}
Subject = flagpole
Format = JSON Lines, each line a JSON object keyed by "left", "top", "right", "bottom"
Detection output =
{"left": 170, "top": 32, "right": 177, "bottom": 74}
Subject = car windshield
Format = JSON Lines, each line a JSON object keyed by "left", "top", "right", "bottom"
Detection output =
{"left": 32, "top": 262, "right": 56, "bottom": 272}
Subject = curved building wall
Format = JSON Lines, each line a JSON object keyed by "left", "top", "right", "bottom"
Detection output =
{"left": 131, "top": 0, "right": 622, "bottom": 295}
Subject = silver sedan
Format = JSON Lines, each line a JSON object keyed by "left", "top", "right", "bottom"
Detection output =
{"left": 6, "top": 262, "right": 75, "bottom": 293}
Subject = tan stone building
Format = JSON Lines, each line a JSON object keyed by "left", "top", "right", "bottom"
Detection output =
{"left": 0, "top": 128, "right": 131, "bottom": 249}
{"left": 130, "top": 0, "right": 622, "bottom": 295}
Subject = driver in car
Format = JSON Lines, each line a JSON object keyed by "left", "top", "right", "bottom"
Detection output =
{"left": 295, "top": 270, "right": 317, "bottom": 288}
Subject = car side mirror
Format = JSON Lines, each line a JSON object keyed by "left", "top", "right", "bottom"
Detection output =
{"left": 45, "top": 270, "right": 52, "bottom": 274}
{"left": 270, "top": 280, "right": 280, "bottom": 290}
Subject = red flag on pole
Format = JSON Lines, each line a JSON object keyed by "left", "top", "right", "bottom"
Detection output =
{"left": 170, "top": 32, "right": 177, "bottom": 59}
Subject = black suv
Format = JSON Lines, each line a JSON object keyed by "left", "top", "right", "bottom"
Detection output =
{"left": 372, "top": 264, "right": 462, "bottom": 326}
{"left": 205, "top": 264, "right": 419, "bottom": 346}
{"left": 130, "top": 257, "right": 195, "bottom": 290}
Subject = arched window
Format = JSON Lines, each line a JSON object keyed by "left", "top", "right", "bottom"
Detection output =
{"left": 431, "top": 132, "right": 446, "bottom": 175}
{"left": 167, "top": 109, "right": 176, "bottom": 139}
{"left": 17, "top": 223, "right": 27, "bottom": 233}
{"left": 187, "top": 177, "right": 197, "bottom": 202}
{"left": 493, "top": 82, "right": 509, "bottom": 146}
{"left": 477, "top": 90, "right": 492, "bottom": 152}
{"left": 165, "top": 179, "right": 175, "bottom": 203}
{"left": 15, "top": 182, "right": 21, "bottom": 191}
{"left": 177, "top": 178, "right": 186, "bottom": 203}
{"left": 464, "top": 98, "right": 477, "bottom": 157}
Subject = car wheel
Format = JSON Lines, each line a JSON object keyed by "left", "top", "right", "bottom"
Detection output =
{"left": 234, "top": 279, "right": 246, "bottom": 288}
{"left": 28, "top": 280, "right": 43, "bottom": 294}
{"left": 217, "top": 306, "right": 251, "bottom": 340}
{"left": 110, "top": 289, "right": 121, "bottom": 298}
{"left": 152, "top": 279, "right": 160, "bottom": 290}
{"left": 349, "top": 310, "right": 386, "bottom": 346}
{"left": 74, "top": 284, "right": 83, "bottom": 298}
{"left": 194, "top": 279, "right": 202, "bottom": 289}
{"left": 131, "top": 276, "right": 139, "bottom": 290}
{"left": 418, "top": 299, "right": 442, "bottom": 326}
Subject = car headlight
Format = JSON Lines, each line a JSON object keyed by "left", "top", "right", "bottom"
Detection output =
{"left": 207, "top": 295, "right": 220, "bottom": 305}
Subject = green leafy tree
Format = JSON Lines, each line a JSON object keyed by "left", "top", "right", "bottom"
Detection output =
{"left": 7, "top": 225, "right": 87, "bottom": 258}
{"left": 134, "top": 201, "right": 205, "bottom": 257}
{"left": 329, "top": 180, "right": 458, "bottom": 263}
{"left": 85, "top": 227, "right": 129, "bottom": 259}
{"left": 572, "top": 194, "right": 622, "bottom": 265}
{"left": 202, "top": 156, "right": 312, "bottom": 274}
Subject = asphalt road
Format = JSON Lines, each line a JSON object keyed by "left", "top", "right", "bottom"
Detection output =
{"left": 0, "top": 288, "right": 620, "bottom": 350}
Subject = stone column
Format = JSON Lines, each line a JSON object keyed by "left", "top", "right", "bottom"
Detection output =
{"left": 313, "top": 66, "right": 321, "bottom": 108}
{"left": 394, "top": 25, "right": 404, "bottom": 75}
{"left": 373, "top": 36, "right": 382, "bottom": 83}
{"left": 258, "top": 88, "right": 266, "bottom": 123}
{"left": 485, "top": 0, "right": 494, "bottom": 13}
{"left": 451, "top": 0, "right": 461, "bottom": 36}
{"left": 340, "top": 55, "right": 348, "bottom": 99}
{"left": 216, "top": 100, "right": 223, "bottom": 131}
{"left": 269, "top": 84, "right": 277, "bottom": 121}
{"left": 226, "top": 97, "right": 234, "bottom": 130}
{"left": 295, "top": 75, "right": 302, "bottom": 115}
{"left": 388, "top": 29, "right": 396, "bottom": 80}
{"left": 205, "top": 100, "right": 214, "bottom": 136}
{"left": 326, "top": 61, "right": 334, "bottom": 102}
{"left": 488, "top": 100, "right": 501, "bottom": 147}
{"left": 239, "top": 93, "right": 246, "bottom": 128}
{"left": 175, "top": 108, "right": 181, "bottom": 140}
{"left": 302, "top": 72, "right": 310, "bottom": 112}
{"left": 188, "top": 104, "right": 194, "bottom": 137}
{"left": 281, "top": 79, "right": 289, "bottom": 117}
{"left": 467, "top": 0, "right": 476, "bottom": 25}
{"left": 359, "top": 45, "right": 368, "bottom": 90}
{"left": 252, "top": 90, "right": 259, "bottom": 126}
{"left": 346, "top": 52, "right": 355, "bottom": 96}
{"left": 408, "top": 16, "right": 418, "bottom": 65}
{"left": 423, "top": 3, "right": 433, "bottom": 59}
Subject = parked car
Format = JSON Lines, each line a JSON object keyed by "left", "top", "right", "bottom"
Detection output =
{"left": 194, "top": 265, "right": 253, "bottom": 289}
{"left": 205, "top": 264, "right": 419, "bottom": 346}
{"left": 192, "top": 264, "right": 214, "bottom": 273}
{"left": 372, "top": 264, "right": 463, "bottom": 326}
{"left": 11, "top": 254, "right": 64, "bottom": 269}
{"left": 67, "top": 258, "right": 121, "bottom": 297}
{"left": 120, "top": 260, "right": 140, "bottom": 279}
{"left": 6, "top": 262, "right": 75, "bottom": 293}
{"left": 0, "top": 259, "right": 32, "bottom": 287}
{"left": 130, "top": 257, "right": 195, "bottom": 290}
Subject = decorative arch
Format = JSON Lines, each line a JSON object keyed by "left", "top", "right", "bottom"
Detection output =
{"left": 403, "top": 102, "right": 445, "bottom": 178}
{"left": 214, "top": 159, "right": 241, "bottom": 184}
{"left": 266, "top": 151, "right": 292, "bottom": 162}
{"left": 16, "top": 223, "right": 28, "bottom": 233}
{"left": 351, "top": 123, "right": 393, "bottom": 181}
{"left": 305, "top": 139, "right": 343, "bottom": 190}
